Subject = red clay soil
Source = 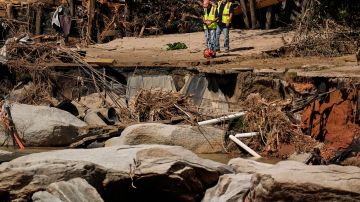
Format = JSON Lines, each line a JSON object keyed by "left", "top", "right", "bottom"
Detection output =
{"left": 301, "top": 89, "right": 360, "bottom": 160}
{"left": 276, "top": 144, "right": 296, "bottom": 159}
{"left": 292, "top": 82, "right": 314, "bottom": 94}
{"left": 272, "top": 134, "right": 318, "bottom": 159}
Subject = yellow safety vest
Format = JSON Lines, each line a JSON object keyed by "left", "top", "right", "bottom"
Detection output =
{"left": 218, "top": 2, "right": 232, "bottom": 24}
{"left": 203, "top": 6, "right": 217, "bottom": 30}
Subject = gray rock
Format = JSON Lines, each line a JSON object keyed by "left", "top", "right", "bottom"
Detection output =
{"left": 206, "top": 159, "right": 360, "bottom": 202}
{"left": 228, "top": 158, "right": 273, "bottom": 173}
{"left": 72, "top": 92, "right": 127, "bottom": 118}
{"left": 288, "top": 152, "right": 312, "bottom": 163}
{"left": 0, "top": 149, "right": 13, "bottom": 163}
{"left": 288, "top": 143, "right": 324, "bottom": 164}
{"left": 0, "top": 103, "right": 87, "bottom": 146}
{"left": 201, "top": 158, "right": 273, "bottom": 202}
{"left": 32, "top": 191, "right": 63, "bottom": 202}
{"left": 32, "top": 178, "right": 104, "bottom": 202}
{"left": 105, "top": 123, "right": 226, "bottom": 153}
{"left": 8, "top": 82, "right": 35, "bottom": 102}
{"left": 0, "top": 144, "right": 232, "bottom": 201}
{"left": 0, "top": 149, "right": 12, "bottom": 156}
{"left": 202, "top": 173, "right": 251, "bottom": 202}
{"left": 249, "top": 161, "right": 360, "bottom": 202}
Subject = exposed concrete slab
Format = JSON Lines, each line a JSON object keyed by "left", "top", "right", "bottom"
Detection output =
{"left": 254, "top": 68, "right": 287, "bottom": 74}
{"left": 126, "top": 75, "right": 177, "bottom": 98}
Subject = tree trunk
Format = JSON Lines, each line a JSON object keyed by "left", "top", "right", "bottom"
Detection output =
{"left": 69, "top": 0, "right": 75, "bottom": 17}
{"left": 249, "top": 0, "right": 257, "bottom": 29}
{"left": 87, "top": 0, "right": 96, "bottom": 42}
{"left": 35, "top": 6, "right": 43, "bottom": 35}
{"left": 6, "top": 3, "right": 13, "bottom": 19}
{"left": 265, "top": 6, "right": 272, "bottom": 29}
{"left": 240, "top": 0, "right": 250, "bottom": 29}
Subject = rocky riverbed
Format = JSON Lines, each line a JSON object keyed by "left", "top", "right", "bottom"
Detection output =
{"left": 0, "top": 144, "right": 359, "bottom": 202}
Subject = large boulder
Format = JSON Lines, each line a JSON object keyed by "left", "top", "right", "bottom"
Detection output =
{"left": 206, "top": 158, "right": 360, "bottom": 202}
{"left": 228, "top": 158, "right": 274, "bottom": 174}
{"left": 0, "top": 103, "right": 87, "bottom": 146}
{"left": 32, "top": 178, "right": 104, "bottom": 202}
{"left": 202, "top": 173, "right": 251, "bottom": 202}
{"left": 0, "top": 144, "right": 232, "bottom": 201}
{"left": 105, "top": 123, "right": 225, "bottom": 153}
{"left": 202, "top": 158, "right": 273, "bottom": 202}
{"left": 249, "top": 161, "right": 360, "bottom": 201}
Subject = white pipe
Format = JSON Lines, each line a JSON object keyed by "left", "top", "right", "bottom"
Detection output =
{"left": 197, "top": 112, "right": 246, "bottom": 126}
{"left": 229, "top": 135, "right": 261, "bottom": 158}
{"left": 235, "top": 132, "right": 259, "bottom": 138}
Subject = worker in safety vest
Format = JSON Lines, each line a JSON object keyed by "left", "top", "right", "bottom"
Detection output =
{"left": 215, "top": 0, "right": 234, "bottom": 53}
{"left": 203, "top": 0, "right": 218, "bottom": 54}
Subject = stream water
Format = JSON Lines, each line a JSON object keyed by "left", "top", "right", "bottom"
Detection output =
{"left": 1, "top": 147, "right": 281, "bottom": 165}
{"left": 198, "top": 153, "right": 281, "bottom": 164}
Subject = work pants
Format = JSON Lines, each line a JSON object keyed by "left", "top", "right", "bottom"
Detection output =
{"left": 205, "top": 28, "right": 217, "bottom": 51}
{"left": 215, "top": 25, "right": 230, "bottom": 51}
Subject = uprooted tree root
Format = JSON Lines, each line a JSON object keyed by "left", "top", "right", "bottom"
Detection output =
{"left": 241, "top": 94, "right": 317, "bottom": 157}
{"left": 2, "top": 40, "right": 77, "bottom": 105}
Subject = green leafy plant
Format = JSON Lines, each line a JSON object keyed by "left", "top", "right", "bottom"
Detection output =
{"left": 166, "top": 42, "right": 188, "bottom": 50}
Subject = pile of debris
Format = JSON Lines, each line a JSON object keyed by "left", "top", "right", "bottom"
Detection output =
{"left": 123, "top": 0, "right": 202, "bottom": 37}
{"left": 0, "top": 0, "right": 203, "bottom": 43}
{"left": 284, "top": 0, "right": 360, "bottom": 57}
{"left": 232, "top": 93, "right": 317, "bottom": 158}
{"left": 1, "top": 35, "right": 74, "bottom": 67}
{"left": 129, "top": 89, "right": 203, "bottom": 123}
{"left": 286, "top": 20, "right": 358, "bottom": 57}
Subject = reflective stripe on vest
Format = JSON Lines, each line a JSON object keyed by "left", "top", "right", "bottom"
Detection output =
{"left": 203, "top": 6, "right": 217, "bottom": 29}
{"left": 218, "top": 2, "right": 232, "bottom": 24}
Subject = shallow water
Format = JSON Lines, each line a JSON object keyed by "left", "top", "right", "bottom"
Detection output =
{"left": 197, "top": 153, "right": 281, "bottom": 164}
{"left": 1, "top": 147, "right": 281, "bottom": 165}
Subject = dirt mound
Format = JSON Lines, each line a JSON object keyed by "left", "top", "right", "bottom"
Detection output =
{"left": 301, "top": 89, "right": 360, "bottom": 160}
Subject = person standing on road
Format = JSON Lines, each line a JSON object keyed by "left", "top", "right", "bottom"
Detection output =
{"left": 203, "top": 0, "right": 218, "bottom": 55}
{"left": 216, "top": 0, "right": 234, "bottom": 53}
